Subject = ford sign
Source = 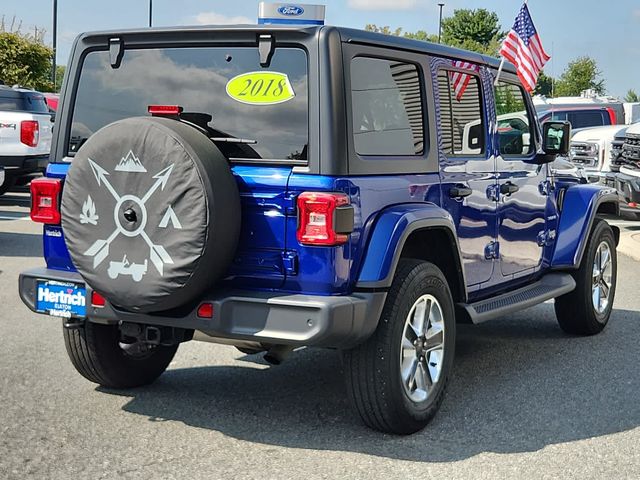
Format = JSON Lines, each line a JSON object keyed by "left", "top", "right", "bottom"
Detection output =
{"left": 278, "top": 5, "right": 304, "bottom": 16}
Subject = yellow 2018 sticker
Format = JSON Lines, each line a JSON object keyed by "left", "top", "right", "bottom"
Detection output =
{"left": 225, "top": 71, "right": 295, "bottom": 105}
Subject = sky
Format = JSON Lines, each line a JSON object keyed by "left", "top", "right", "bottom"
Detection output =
{"left": 2, "top": 0, "right": 639, "bottom": 98}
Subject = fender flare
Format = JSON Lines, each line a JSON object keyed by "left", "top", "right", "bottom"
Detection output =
{"left": 356, "top": 203, "right": 467, "bottom": 300}
{"left": 551, "top": 184, "right": 619, "bottom": 269}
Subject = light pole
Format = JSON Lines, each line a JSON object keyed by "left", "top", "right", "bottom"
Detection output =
{"left": 148, "top": 0, "right": 153, "bottom": 27}
{"left": 438, "top": 3, "right": 444, "bottom": 44}
{"left": 52, "top": 0, "right": 58, "bottom": 88}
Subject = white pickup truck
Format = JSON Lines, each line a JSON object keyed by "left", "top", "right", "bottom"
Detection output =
{"left": 569, "top": 124, "right": 630, "bottom": 182}
{"left": 0, "top": 85, "right": 53, "bottom": 195}
{"left": 615, "top": 122, "right": 640, "bottom": 219}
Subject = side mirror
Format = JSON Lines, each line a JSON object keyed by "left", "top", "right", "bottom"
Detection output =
{"left": 542, "top": 121, "right": 571, "bottom": 155}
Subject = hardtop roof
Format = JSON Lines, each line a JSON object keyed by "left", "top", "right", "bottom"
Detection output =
{"left": 74, "top": 24, "right": 516, "bottom": 74}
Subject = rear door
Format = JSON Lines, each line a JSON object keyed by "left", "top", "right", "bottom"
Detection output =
{"left": 435, "top": 62, "right": 497, "bottom": 287}
{"left": 493, "top": 79, "right": 548, "bottom": 277}
{"left": 65, "top": 42, "right": 310, "bottom": 288}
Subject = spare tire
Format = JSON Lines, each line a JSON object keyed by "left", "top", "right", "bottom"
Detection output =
{"left": 61, "top": 116, "right": 240, "bottom": 312}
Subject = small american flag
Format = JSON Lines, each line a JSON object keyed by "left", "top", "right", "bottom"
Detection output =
{"left": 450, "top": 61, "right": 480, "bottom": 101}
{"left": 499, "top": 3, "right": 550, "bottom": 92}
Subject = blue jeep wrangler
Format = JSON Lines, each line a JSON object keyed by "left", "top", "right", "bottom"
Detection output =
{"left": 19, "top": 24, "right": 620, "bottom": 434}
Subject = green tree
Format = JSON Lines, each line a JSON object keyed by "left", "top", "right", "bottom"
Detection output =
{"left": 534, "top": 71, "right": 554, "bottom": 97}
{"left": 364, "top": 24, "right": 403, "bottom": 36}
{"left": 441, "top": 9, "right": 504, "bottom": 55}
{"left": 624, "top": 89, "right": 639, "bottom": 103}
{"left": 554, "top": 57, "right": 605, "bottom": 97}
{"left": 364, "top": 8, "right": 504, "bottom": 54}
{"left": 403, "top": 30, "right": 439, "bottom": 43}
{"left": 0, "top": 30, "right": 53, "bottom": 91}
{"left": 365, "top": 24, "right": 439, "bottom": 43}
{"left": 55, "top": 65, "right": 65, "bottom": 91}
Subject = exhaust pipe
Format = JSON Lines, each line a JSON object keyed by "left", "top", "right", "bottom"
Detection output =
{"left": 263, "top": 345, "right": 294, "bottom": 365}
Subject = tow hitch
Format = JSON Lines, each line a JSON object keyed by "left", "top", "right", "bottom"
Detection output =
{"left": 119, "top": 322, "right": 193, "bottom": 347}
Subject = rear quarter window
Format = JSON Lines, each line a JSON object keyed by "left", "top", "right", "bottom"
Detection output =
{"left": 350, "top": 56, "right": 424, "bottom": 156}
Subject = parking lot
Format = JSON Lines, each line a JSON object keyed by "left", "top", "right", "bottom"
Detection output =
{"left": 0, "top": 188, "right": 638, "bottom": 479}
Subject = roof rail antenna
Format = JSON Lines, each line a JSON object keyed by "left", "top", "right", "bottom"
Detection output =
{"left": 257, "top": 2, "right": 325, "bottom": 26}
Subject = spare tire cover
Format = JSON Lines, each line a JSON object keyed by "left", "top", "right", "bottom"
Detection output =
{"left": 61, "top": 116, "right": 240, "bottom": 312}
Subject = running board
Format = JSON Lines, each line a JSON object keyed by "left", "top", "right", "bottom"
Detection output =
{"left": 458, "top": 273, "right": 576, "bottom": 324}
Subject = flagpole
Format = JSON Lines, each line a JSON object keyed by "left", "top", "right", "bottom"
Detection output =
{"left": 494, "top": 57, "right": 505, "bottom": 87}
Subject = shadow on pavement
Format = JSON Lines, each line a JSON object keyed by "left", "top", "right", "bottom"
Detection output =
{"left": 107, "top": 305, "right": 640, "bottom": 463}
{"left": 0, "top": 231, "right": 42, "bottom": 257}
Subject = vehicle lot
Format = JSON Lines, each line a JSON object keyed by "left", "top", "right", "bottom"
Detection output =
{"left": 0, "top": 190, "right": 638, "bottom": 479}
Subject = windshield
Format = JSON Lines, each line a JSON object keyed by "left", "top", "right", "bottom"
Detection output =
{"left": 69, "top": 46, "right": 308, "bottom": 161}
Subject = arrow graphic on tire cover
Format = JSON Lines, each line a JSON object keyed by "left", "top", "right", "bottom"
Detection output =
{"left": 84, "top": 229, "right": 120, "bottom": 268}
{"left": 87, "top": 157, "right": 121, "bottom": 201}
{"left": 82, "top": 158, "right": 177, "bottom": 275}
{"left": 141, "top": 164, "right": 174, "bottom": 203}
{"left": 141, "top": 231, "right": 173, "bottom": 275}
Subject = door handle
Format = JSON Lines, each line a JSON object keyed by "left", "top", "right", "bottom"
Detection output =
{"left": 500, "top": 182, "right": 519, "bottom": 196}
{"left": 449, "top": 185, "right": 473, "bottom": 199}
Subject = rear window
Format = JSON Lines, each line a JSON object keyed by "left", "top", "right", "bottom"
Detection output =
{"left": 0, "top": 93, "right": 49, "bottom": 113}
{"left": 567, "top": 111, "right": 606, "bottom": 129}
{"left": 547, "top": 110, "right": 607, "bottom": 129}
{"left": 69, "top": 47, "right": 308, "bottom": 161}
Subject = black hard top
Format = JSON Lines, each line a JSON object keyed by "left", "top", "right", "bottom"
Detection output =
{"left": 75, "top": 24, "right": 517, "bottom": 74}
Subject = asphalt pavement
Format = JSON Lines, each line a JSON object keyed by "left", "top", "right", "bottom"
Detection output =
{"left": 0, "top": 190, "right": 638, "bottom": 480}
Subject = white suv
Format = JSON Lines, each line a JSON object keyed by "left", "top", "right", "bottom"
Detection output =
{"left": 0, "top": 85, "right": 53, "bottom": 194}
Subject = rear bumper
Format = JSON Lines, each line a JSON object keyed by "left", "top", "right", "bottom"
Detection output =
{"left": 19, "top": 267, "right": 386, "bottom": 349}
{"left": 0, "top": 155, "right": 48, "bottom": 175}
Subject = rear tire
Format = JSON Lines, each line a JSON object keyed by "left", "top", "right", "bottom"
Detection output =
{"left": 344, "top": 259, "right": 456, "bottom": 434}
{"left": 63, "top": 321, "right": 178, "bottom": 388}
{"left": 555, "top": 219, "right": 617, "bottom": 335}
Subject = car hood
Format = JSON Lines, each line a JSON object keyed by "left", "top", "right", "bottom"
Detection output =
{"left": 571, "top": 124, "right": 629, "bottom": 142}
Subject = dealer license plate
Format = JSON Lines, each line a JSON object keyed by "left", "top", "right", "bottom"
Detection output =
{"left": 36, "top": 280, "right": 87, "bottom": 318}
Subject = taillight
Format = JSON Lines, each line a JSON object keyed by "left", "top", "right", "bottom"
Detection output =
{"left": 30, "top": 178, "right": 62, "bottom": 224}
{"left": 91, "top": 291, "right": 106, "bottom": 308}
{"left": 197, "top": 303, "right": 214, "bottom": 318}
{"left": 296, "top": 192, "right": 353, "bottom": 246}
{"left": 20, "top": 120, "right": 39, "bottom": 147}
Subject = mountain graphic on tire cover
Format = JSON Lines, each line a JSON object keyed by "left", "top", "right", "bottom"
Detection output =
{"left": 60, "top": 116, "right": 241, "bottom": 313}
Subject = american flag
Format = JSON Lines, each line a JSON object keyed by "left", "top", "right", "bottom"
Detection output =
{"left": 499, "top": 3, "right": 550, "bottom": 92}
{"left": 450, "top": 61, "right": 480, "bottom": 101}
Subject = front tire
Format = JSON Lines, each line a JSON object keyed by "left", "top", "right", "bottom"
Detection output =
{"left": 555, "top": 219, "right": 617, "bottom": 335}
{"left": 63, "top": 321, "right": 178, "bottom": 388}
{"left": 344, "top": 259, "right": 456, "bottom": 434}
